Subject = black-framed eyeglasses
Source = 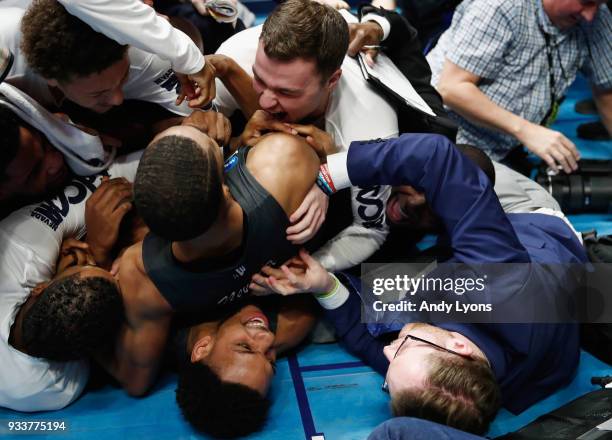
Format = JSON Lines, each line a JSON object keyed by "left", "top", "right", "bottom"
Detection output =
{"left": 382, "top": 334, "right": 474, "bottom": 393}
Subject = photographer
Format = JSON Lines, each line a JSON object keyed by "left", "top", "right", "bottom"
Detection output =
{"left": 427, "top": 0, "right": 612, "bottom": 175}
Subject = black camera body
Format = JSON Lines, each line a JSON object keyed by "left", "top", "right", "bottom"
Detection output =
{"left": 535, "top": 160, "right": 612, "bottom": 213}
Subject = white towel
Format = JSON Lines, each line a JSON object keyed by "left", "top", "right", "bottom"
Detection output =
{"left": 0, "top": 82, "right": 115, "bottom": 176}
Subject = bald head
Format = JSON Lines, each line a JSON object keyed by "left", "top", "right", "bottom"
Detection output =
{"left": 134, "top": 128, "right": 223, "bottom": 241}
{"left": 245, "top": 131, "right": 320, "bottom": 216}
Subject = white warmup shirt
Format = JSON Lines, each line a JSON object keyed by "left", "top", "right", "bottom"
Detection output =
{"left": 214, "top": 25, "right": 399, "bottom": 271}
{"left": 0, "top": 7, "right": 192, "bottom": 116}
{"left": 0, "top": 150, "right": 142, "bottom": 412}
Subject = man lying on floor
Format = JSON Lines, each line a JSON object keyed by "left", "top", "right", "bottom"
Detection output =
{"left": 15, "top": 234, "right": 316, "bottom": 438}
{"left": 173, "top": 295, "right": 317, "bottom": 438}
{"left": 257, "top": 133, "right": 588, "bottom": 435}
{"left": 0, "top": 150, "right": 143, "bottom": 412}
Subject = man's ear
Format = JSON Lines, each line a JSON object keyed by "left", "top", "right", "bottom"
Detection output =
{"left": 217, "top": 184, "right": 233, "bottom": 212}
{"left": 408, "top": 192, "right": 426, "bottom": 206}
{"left": 222, "top": 184, "right": 231, "bottom": 200}
{"left": 404, "top": 186, "right": 426, "bottom": 206}
{"left": 191, "top": 335, "right": 214, "bottom": 363}
{"left": 445, "top": 333, "right": 474, "bottom": 357}
{"left": 326, "top": 68, "right": 342, "bottom": 91}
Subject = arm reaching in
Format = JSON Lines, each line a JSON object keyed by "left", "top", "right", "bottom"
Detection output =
{"left": 264, "top": 249, "right": 335, "bottom": 296}
{"left": 286, "top": 123, "right": 388, "bottom": 264}
{"left": 289, "top": 123, "right": 339, "bottom": 159}
{"left": 206, "top": 54, "right": 259, "bottom": 118}
{"left": 256, "top": 249, "right": 390, "bottom": 374}
{"left": 181, "top": 110, "right": 232, "bottom": 146}
{"left": 437, "top": 59, "right": 580, "bottom": 173}
{"left": 286, "top": 185, "right": 329, "bottom": 244}
{"left": 59, "top": 0, "right": 204, "bottom": 73}
{"left": 235, "top": 110, "right": 298, "bottom": 152}
{"left": 58, "top": 0, "right": 218, "bottom": 107}
{"left": 328, "top": 134, "right": 530, "bottom": 263}
{"left": 96, "top": 305, "right": 171, "bottom": 397}
{"left": 347, "top": 20, "right": 384, "bottom": 67}
{"left": 176, "top": 62, "right": 217, "bottom": 108}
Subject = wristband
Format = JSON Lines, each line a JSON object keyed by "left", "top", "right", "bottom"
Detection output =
{"left": 315, "top": 274, "right": 350, "bottom": 310}
{"left": 316, "top": 274, "right": 340, "bottom": 299}
{"left": 316, "top": 173, "right": 333, "bottom": 196}
{"left": 316, "top": 163, "right": 337, "bottom": 196}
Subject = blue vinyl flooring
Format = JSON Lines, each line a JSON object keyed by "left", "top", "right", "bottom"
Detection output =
{"left": 1, "top": 77, "right": 611, "bottom": 439}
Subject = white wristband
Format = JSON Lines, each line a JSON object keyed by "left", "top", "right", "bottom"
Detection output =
{"left": 316, "top": 274, "right": 350, "bottom": 310}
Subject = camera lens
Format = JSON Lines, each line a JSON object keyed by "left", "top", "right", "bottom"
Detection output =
{"left": 536, "top": 162, "right": 612, "bottom": 213}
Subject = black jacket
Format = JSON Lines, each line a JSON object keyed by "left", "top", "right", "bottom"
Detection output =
{"left": 359, "top": 6, "right": 458, "bottom": 141}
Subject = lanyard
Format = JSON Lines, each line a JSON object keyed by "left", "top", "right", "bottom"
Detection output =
{"left": 542, "top": 32, "right": 557, "bottom": 106}
{"left": 538, "top": 25, "right": 565, "bottom": 127}
{"left": 540, "top": 30, "right": 561, "bottom": 126}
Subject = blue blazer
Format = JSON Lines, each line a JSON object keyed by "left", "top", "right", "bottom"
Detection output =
{"left": 326, "top": 134, "right": 587, "bottom": 413}
{"left": 345, "top": 134, "right": 585, "bottom": 265}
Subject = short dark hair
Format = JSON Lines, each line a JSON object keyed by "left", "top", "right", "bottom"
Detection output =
{"left": 176, "top": 362, "right": 271, "bottom": 438}
{"left": 134, "top": 135, "right": 223, "bottom": 241}
{"left": 391, "top": 354, "right": 501, "bottom": 435}
{"left": 0, "top": 104, "right": 22, "bottom": 182}
{"left": 22, "top": 274, "right": 123, "bottom": 361}
{"left": 260, "top": 0, "right": 349, "bottom": 80}
{"left": 21, "top": 0, "right": 128, "bottom": 83}
{"left": 456, "top": 144, "right": 496, "bottom": 186}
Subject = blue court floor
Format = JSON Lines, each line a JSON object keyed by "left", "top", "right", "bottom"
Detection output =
{"left": 0, "top": 346, "right": 609, "bottom": 439}
{"left": 0, "top": 77, "right": 611, "bottom": 439}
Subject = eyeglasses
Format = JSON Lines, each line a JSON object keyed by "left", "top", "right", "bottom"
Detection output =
{"left": 381, "top": 334, "right": 473, "bottom": 393}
